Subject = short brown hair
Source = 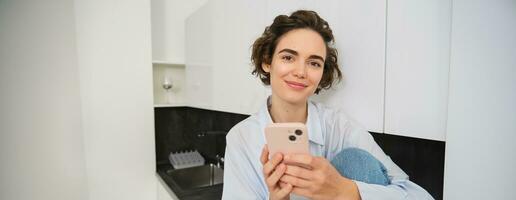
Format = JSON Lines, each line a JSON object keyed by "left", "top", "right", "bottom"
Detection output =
{"left": 251, "top": 10, "right": 342, "bottom": 94}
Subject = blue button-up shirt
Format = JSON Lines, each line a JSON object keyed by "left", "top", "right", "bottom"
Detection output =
{"left": 222, "top": 98, "right": 434, "bottom": 199}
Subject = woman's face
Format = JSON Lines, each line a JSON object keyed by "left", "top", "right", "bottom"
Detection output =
{"left": 262, "top": 28, "right": 326, "bottom": 105}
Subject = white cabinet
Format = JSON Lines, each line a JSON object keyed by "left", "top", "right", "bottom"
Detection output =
{"left": 384, "top": 0, "right": 451, "bottom": 141}
{"left": 151, "top": 0, "right": 207, "bottom": 63}
{"left": 150, "top": 0, "right": 207, "bottom": 107}
{"left": 185, "top": 0, "right": 269, "bottom": 115}
{"left": 309, "top": 0, "right": 387, "bottom": 133}
{"left": 312, "top": 0, "right": 451, "bottom": 140}
{"left": 185, "top": 2, "right": 215, "bottom": 110}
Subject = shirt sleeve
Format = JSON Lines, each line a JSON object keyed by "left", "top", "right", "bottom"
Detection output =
{"left": 339, "top": 115, "right": 435, "bottom": 200}
{"left": 222, "top": 127, "right": 267, "bottom": 200}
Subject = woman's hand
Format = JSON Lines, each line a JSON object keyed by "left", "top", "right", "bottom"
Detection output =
{"left": 260, "top": 145, "right": 293, "bottom": 200}
{"left": 280, "top": 154, "right": 361, "bottom": 200}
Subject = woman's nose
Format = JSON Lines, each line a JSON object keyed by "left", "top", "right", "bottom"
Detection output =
{"left": 292, "top": 62, "right": 307, "bottom": 78}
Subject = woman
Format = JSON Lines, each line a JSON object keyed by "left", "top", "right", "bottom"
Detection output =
{"left": 222, "top": 10, "right": 433, "bottom": 200}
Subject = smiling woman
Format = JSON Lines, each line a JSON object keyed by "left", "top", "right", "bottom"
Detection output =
{"left": 261, "top": 28, "right": 326, "bottom": 107}
{"left": 222, "top": 10, "right": 434, "bottom": 200}
{"left": 251, "top": 10, "right": 341, "bottom": 96}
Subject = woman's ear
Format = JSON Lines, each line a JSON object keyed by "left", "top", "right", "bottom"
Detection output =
{"left": 262, "top": 63, "right": 271, "bottom": 73}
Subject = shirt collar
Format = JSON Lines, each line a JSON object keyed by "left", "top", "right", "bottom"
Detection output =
{"left": 259, "top": 96, "right": 324, "bottom": 146}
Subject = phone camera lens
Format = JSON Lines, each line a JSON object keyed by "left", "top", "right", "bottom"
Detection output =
{"left": 289, "top": 135, "right": 296, "bottom": 141}
{"left": 295, "top": 129, "right": 303, "bottom": 136}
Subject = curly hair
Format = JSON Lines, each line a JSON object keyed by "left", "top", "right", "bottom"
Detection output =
{"left": 251, "top": 10, "right": 342, "bottom": 94}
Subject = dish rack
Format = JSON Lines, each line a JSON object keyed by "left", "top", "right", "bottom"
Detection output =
{"left": 168, "top": 150, "right": 205, "bottom": 169}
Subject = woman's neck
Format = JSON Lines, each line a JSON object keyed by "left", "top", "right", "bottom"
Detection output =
{"left": 269, "top": 95, "right": 308, "bottom": 123}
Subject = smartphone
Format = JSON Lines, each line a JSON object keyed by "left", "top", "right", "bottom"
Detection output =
{"left": 264, "top": 122, "right": 310, "bottom": 167}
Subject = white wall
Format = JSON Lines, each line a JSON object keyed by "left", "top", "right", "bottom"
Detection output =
{"left": 0, "top": 1, "right": 88, "bottom": 200}
{"left": 74, "top": 0, "right": 157, "bottom": 200}
{"left": 444, "top": 0, "right": 516, "bottom": 199}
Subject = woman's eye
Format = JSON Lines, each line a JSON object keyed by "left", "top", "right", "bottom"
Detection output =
{"left": 281, "top": 55, "right": 293, "bottom": 62}
{"left": 310, "top": 61, "right": 322, "bottom": 67}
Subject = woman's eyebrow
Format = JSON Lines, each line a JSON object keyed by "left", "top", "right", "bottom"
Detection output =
{"left": 278, "top": 48, "right": 325, "bottom": 62}
{"left": 308, "top": 55, "right": 325, "bottom": 62}
{"left": 278, "top": 48, "right": 298, "bottom": 55}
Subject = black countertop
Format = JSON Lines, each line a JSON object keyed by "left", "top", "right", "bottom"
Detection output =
{"left": 157, "top": 163, "right": 223, "bottom": 200}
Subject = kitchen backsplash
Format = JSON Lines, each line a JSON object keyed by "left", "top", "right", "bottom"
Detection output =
{"left": 154, "top": 107, "right": 248, "bottom": 165}
{"left": 154, "top": 107, "right": 445, "bottom": 200}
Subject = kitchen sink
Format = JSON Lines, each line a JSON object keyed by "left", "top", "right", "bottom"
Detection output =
{"left": 166, "top": 164, "right": 224, "bottom": 190}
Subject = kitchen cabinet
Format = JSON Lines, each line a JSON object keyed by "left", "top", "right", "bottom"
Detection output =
{"left": 151, "top": 0, "right": 207, "bottom": 63}
{"left": 151, "top": 0, "right": 207, "bottom": 107}
{"left": 308, "top": 0, "right": 387, "bottom": 134}
{"left": 384, "top": 0, "right": 451, "bottom": 141}
{"left": 279, "top": 0, "right": 450, "bottom": 140}
{"left": 184, "top": 2, "right": 215, "bottom": 110}
{"left": 185, "top": 0, "right": 269, "bottom": 115}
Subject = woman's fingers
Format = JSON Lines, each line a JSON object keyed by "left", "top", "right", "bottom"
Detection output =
{"left": 284, "top": 165, "right": 313, "bottom": 180}
{"left": 284, "top": 154, "right": 317, "bottom": 168}
{"left": 276, "top": 183, "right": 293, "bottom": 198}
{"left": 280, "top": 174, "right": 311, "bottom": 188}
{"left": 263, "top": 153, "right": 283, "bottom": 177}
{"left": 279, "top": 181, "right": 289, "bottom": 188}
{"left": 266, "top": 163, "right": 286, "bottom": 187}
{"left": 260, "top": 145, "right": 269, "bottom": 165}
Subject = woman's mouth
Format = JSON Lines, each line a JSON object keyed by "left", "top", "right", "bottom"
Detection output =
{"left": 285, "top": 80, "right": 308, "bottom": 90}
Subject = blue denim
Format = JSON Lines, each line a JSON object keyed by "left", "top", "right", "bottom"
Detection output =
{"left": 330, "top": 148, "right": 390, "bottom": 186}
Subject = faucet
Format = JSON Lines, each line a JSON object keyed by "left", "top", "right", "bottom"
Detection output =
{"left": 215, "top": 154, "right": 225, "bottom": 169}
{"left": 196, "top": 130, "right": 227, "bottom": 168}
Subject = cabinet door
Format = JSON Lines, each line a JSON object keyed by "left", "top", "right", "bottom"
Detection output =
{"left": 211, "top": 0, "right": 269, "bottom": 115}
{"left": 311, "top": 0, "right": 387, "bottom": 133}
{"left": 384, "top": 0, "right": 451, "bottom": 141}
{"left": 186, "top": 0, "right": 269, "bottom": 114}
{"left": 151, "top": 0, "right": 207, "bottom": 63}
{"left": 185, "top": 1, "right": 214, "bottom": 110}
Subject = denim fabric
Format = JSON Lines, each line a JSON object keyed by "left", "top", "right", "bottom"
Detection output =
{"left": 330, "top": 148, "right": 390, "bottom": 186}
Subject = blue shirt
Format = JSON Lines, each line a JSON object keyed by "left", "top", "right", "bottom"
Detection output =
{"left": 222, "top": 98, "right": 434, "bottom": 199}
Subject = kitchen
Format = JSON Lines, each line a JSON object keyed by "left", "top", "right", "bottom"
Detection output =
{"left": 1, "top": 0, "right": 515, "bottom": 200}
